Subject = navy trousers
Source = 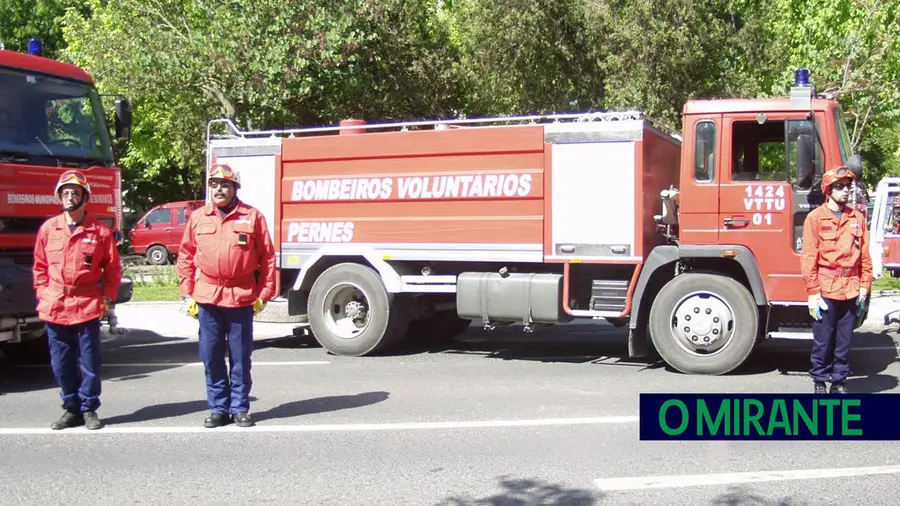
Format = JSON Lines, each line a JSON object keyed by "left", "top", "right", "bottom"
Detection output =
{"left": 198, "top": 304, "right": 255, "bottom": 415}
{"left": 810, "top": 297, "right": 857, "bottom": 383}
{"left": 47, "top": 318, "right": 102, "bottom": 412}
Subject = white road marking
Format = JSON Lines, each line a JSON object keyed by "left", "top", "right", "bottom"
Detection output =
{"left": 594, "top": 465, "right": 900, "bottom": 492}
{"left": 11, "top": 361, "right": 329, "bottom": 369}
{"left": 0, "top": 415, "right": 638, "bottom": 435}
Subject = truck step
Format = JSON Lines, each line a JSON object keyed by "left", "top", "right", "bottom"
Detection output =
{"left": 590, "top": 279, "right": 629, "bottom": 312}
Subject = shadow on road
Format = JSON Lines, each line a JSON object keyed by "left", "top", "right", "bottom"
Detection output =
{"left": 435, "top": 476, "right": 601, "bottom": 505}
{"left": 0, "top": 329, "right": 200, "bottom": 395}
{"left": 253, "top": 391, "right": 390, "bottom": 422}
{"left": 394, "top": 321, "right": 898, "bottom": 383}
{"left": 712, "top": 486, "right": 812, "bottom": 505}
{"left": 728, "top": 330, "right": 899, "bottom": 391}
{"left": 434, "top": 479, "right": 813, "bottom": 506}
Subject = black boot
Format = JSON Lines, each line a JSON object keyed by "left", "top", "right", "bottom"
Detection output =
{"left": 830, "top": 382, "right": 847, "bottom": 394}
{"left": 233, "top": 412, "right": 255, "bottom": 428}
{"left": 813, "top": 381, "right": 827, "bottom": 394}
{"left": 83, "top": 411, "right": 104, "bottom": 430}
{"left": 204, "top": 413, "right": 231, "bottom": 428}
{"left": 51, "top": 410, "right": 84, "bottom": 430}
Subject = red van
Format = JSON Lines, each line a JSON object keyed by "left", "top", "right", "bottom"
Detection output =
{"left": 129, "top": 200, "right": 204, "bottom": 264}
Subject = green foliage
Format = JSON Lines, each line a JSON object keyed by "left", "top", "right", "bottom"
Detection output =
{"left": 5, "top": 0, "right": 892, "bottom": 203}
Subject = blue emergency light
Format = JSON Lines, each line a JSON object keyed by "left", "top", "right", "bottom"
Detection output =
{"left": 794, "top": 68, "right": 810, "bottom": 87}
{"left": 26, "top": 37, "right": 42, "bottom": 56}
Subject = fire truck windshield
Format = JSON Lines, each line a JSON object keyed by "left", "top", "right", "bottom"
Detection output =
{"left": 834, "top": 108, "right": 854, "bottom": 165}
{"left": 0, "top": 67, "right": 114, "bottom": 165}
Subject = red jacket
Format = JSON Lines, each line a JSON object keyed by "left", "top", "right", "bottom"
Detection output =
{"left": 32, "top": 214, "right": 122, "bottom": 325}
{"left": 176, "top": 201, "right": 276, "bottom": 307}
{"left": 800, "top": 205, "right": 873, "bottom": 300}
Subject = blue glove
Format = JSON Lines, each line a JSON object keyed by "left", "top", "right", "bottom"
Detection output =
{"left": 856, "top": 288, "right": 868, "bottom": 317}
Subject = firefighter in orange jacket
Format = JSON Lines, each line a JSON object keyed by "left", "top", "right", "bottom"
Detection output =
{"left": 176, "top": 163, "right": 276, "bottom": 428}
{"left": 33, "top": 170, "right": 122, "bottom": 430}
{"left": 800, "top": 166, "right": 872, "bottom": 394}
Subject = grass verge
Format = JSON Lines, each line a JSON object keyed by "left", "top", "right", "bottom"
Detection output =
{"left": 125, "top": 265, "right": 181, "bottom": 302}
{"left": 873, "top": 275, "right": 900, "bottom": 292}
{"left": 132, "top": 285, "right": 182, "bottom": 301}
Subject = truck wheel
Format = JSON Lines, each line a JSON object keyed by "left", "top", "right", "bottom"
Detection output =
{"left": 307, "top": 262, "right": 409, "bottom": 356}
{"left": 648, "top": 273, "right": 758, "bottom": 375}
{"left": 146, "top": 245, "right": 169, "bottom": 265}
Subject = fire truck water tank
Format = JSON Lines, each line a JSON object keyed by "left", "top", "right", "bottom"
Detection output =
{"left": 339, "top": 119, "right": 367, "bottom": 135}
{"left": 455, "top": 272, "right": 572, "bottom": 325}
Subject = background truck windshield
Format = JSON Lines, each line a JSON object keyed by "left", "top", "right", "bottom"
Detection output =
{"left": 0, "top": 67, "right": 114, "bottom": 164}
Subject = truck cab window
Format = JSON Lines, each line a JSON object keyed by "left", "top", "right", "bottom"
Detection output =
{"left": 177, "top": 208, "right": 186, "bottom": 225}
{"left": 694, "top": 121, "right": 716, "bottom": 182}
{"left": 730, "top": 119, "right": 823, "bottom": 189}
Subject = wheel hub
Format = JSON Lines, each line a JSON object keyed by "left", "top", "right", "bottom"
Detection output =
{"left": 322, "top": 283, "right": 371, "bottom": 340}
{"left": 671, "top": 292, "right": 734, "bottom": 355}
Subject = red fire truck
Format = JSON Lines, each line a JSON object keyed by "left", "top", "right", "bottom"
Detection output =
{"left": 205, "top": 68, "right": 867, "bottom": 375}
{"left": 0, "top": 38, "right": 133, "bottom": 360}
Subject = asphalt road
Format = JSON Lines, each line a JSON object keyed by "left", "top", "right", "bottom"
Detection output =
{"left": 1, "top": 298, "right": 899, "bottom": 505}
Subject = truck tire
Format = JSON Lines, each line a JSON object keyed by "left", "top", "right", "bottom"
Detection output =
{"left": 648, "top": 273, "right": 758, "bottom": 375}
{"left": 307, "top": 262, "right": 409, "bottom": 356}
{"left": 146, "top": 245, "right": 169, "bottom": 265}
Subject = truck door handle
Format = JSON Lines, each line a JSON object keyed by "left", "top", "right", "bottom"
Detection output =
{"left": 724, "top": 218, "right": 750, "bottom": 227}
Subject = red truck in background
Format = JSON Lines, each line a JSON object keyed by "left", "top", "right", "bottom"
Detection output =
{"left": 205, "top": 68, "right": 870, "bottom": 376}
{"left": 0, "top": 39, "right": 133, "bottom": 360}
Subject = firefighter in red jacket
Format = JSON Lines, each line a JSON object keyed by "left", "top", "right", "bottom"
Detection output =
{"left": 800, "top": 166, "right": 872, "bottom": 394}
{"left": 33, "top": 170, "right": 122, "bottom": 430}
{"left": 176, "top": 163, "right": 276, "bottom": 428}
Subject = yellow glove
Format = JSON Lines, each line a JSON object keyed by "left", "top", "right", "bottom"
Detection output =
{"left": 184, "top": 296, "right": 199, "bottom": 319}
{"left": 102, "top": 296, "right": 112, "bottom": 316}
{"left": 253, "top": 297, "right": 266, "bottom": 315}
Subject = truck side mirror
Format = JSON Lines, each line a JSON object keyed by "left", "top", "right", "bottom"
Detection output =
{"left": 115, "top": 98, "right": 133, "bottom": 140}
{"left": 847, "top": 153, "right": 863, "bottom": 180}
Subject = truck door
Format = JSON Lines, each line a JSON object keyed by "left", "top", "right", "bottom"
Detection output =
{"left": 717, "top": 113, "right": 825, "bottom": 303}
{"left": 678, "top": 116, "right": 722, "bottom": 244}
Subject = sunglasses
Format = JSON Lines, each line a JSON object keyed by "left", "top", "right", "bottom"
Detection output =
{"left": 831, "top": 182, "right": 852, "bottom": 191}
{"left": 208, "top": 180, "right": 234, "bottom": 189}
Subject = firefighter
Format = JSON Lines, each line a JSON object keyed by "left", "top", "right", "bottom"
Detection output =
{"left": 176, "top": 163, "right": 276, "bottom": 428}
{"left": 801, "top": 166, "right": 872, "bottom": 394}
{"left": 33, "top": 170, "right": 122, "bottom": 430}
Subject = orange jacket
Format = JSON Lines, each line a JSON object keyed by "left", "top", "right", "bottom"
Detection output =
{"left": 32, "top": 214, "right": 122, "bottom": 325}
{"left": 800, "top": 204, "right": 872, "bottom": 300}
{"left": 176, "top": 201, "right": 276, "bottom": 307}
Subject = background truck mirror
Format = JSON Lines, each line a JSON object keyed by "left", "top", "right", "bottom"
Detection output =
{"left": 795, "top": 133, "right": 814, "bottom": 189}
{"left": 115, "top": 98, "right": 132, "bottom": 140}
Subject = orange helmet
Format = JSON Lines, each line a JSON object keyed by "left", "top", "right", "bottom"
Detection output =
{"left": 208, "top": 163, "right": 241, "bottom": 188}
{"left": 821, "top": 165, "right": 855, "bottom": 193}
{"left": 54, "top": 170, "right": 91, "bottom": 196}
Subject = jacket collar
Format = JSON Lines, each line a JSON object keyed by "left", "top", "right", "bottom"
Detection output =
{"left": 203, "top": 199, "right": 248, "bottom": 218}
